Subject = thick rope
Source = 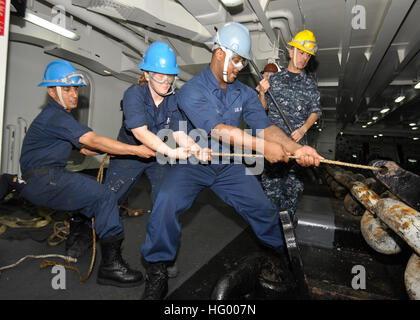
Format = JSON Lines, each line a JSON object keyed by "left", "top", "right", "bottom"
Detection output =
{"left": 39, "top": 153, "right": 109, "bottom": 282}
{"left": 40, "top": 218, "right": 96, "bottom": 283}
{"left": 0, "top": 254, "right": 76, "bottom": 271}
{"left": 0, "top": 207, "right": 54, "bottom": 235}
{"left": 210, "top": 152, "right": 381, "bottom": 171}
{"left": 47, "top": 220, "right": 70, "bottom": 246}
{"left": 287, "top": 156, "right": 381, "bottom": 171}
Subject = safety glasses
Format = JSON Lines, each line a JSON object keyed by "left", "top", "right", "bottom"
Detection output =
{"left": 150, "top": 72, "right": 176, "bottom": 85}
{"left": 41, "top": 72, "right": 86, "bottom": 86}
{"left": 230, "top": 54, "right": 248, "bottom": 69}
{"left": 220, "top": 46, "right": 248, "bottom": 69}
{"left": 291, "top": 40, "right": 318, "bottom": 54}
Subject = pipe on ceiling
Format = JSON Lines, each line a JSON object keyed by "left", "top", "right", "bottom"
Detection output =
{"left": 233, "top": 9, "right": 297, "bottom": 39}
{"left": 243, "top": 19, "right": 292, "bottom": 48}
{"left": 44, "top": 0, "right": 194, "bottom": 82}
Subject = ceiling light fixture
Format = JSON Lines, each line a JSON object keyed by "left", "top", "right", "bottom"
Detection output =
{"left": 413, "top": 137, "right": 419, "bottom": 141}
{"left": 220, "top": 0, "right": 244, "bottom": 7}
{"left": 372, "top": 116, "right": 378, "bottom": 120}
{"left": 409, "top": 123, "right": 417, "bottom": 127}
{"left": 395, "top": 95, "right": 405, "bottom": 103}
{"left": 415, "top": 82, "right": 420, "bottom": 89}
{"left": 380, "top": 107, "right": 390, "bottom": 114}
{"left": 367, "top": 121, "right": 372, "bottom": 125}
{"left": 23, "top": 12, "right": 80, "bottom": 40}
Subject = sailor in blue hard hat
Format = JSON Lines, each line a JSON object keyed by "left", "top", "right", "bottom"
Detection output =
{"left": 104, "top": 41, "right": 208, "bottom": 211}
{"left": 139, "top": 22, "right": 323, "bottom": 300}
{"left": 212, "top": 21, "right": 251, "bottom": 83}
{"left": 38, "top": 60, "right": 86, "bottom": 111}
{"left": 138, "top": 41, "right": 180, "bottom": 96}
{"left": 20, "top": 60, "right": 156, "bottom": 287}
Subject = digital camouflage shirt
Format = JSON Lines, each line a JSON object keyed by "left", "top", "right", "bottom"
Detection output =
{"left": 265, "top": 67, "right": 321, "bottom": 146}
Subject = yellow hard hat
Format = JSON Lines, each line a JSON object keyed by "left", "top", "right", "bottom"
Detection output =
{"left": 288, "top": 30, "right": 318, "bottom": 56}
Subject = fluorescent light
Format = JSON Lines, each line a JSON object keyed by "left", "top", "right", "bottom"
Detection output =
{"left": 380, "top": 107, "right": 390, "bottom": 114}
{"left": 374, "top": 135, "right": 377, "bottom": 138}
{"left": 408, "top": 159, "right": 417, "bottom": 163}
{"left": 220, "top": 0, "right": 244, "bottom": 7}
{"left": 413, "top": 137, "right": 419, "bottom": 141}
{"left": 372, "top": 116, "right": 378, "bottom": 120}
{"left": 378, "top": 133, "right": 383, "bottom": 137}
{"left": 103, "top": 70, "right": 112, "bottom": 74}
{"left": 412, "top": 127, "right": 418, "bottom": 130}
{"left": 395, "top": 95, "right": 405, "bottom": 103}
{"left": 24, "top": 12, "right": 80, "bottom": 40}
{"left": 367, "top": 121, "right": 372, "bottom": 125}
{"left": 409, "top": 123, "right": 417, "bottom": 126}
{"left": 362, "top": 125, "right": 367, "bottom": 128}
{"left": 415, "top": 82, "right": 420, "bottom": 89}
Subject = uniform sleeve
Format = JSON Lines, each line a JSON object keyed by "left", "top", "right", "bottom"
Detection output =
{"left": 169, "top": 108, "right": 193, "bottom": 133}
{"left": 122, "top": 85, "right": 149, "bottom": 130}
{"left": 178, "top": 82, "right": 224, "bottom": 135}
{"left": 309, "top": 86, "right": 322, "bottom": 119}
{"left": 242, "top": 86, "right": 273, "bottom": 133}
{"left": 46, "top": 114, "right": 92, "bottom": 148}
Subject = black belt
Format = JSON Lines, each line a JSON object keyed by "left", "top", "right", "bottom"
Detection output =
{"left": 22, "top": 168, "right": 51, "bottom": 181}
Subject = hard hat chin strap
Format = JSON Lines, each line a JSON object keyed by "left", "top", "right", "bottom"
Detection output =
{"left": 148, "top": 74, "right": 176, "bottom": 97}
{"left": 56, "top": 86, "right": 69, "bottom": 110}
{"left": 220, "top": 46, "right": 232, "bottom": 83}
{"left": 293, "top": 47, "right": 298, "bottom": 70}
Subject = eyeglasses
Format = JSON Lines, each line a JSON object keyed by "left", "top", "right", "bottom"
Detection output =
{"left": 150, "top": 72, "right": 176, "bottom": 85}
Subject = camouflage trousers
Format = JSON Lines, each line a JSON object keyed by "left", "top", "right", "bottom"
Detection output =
{"left": 261, "top": 162, "right": 304, "bottom": 225}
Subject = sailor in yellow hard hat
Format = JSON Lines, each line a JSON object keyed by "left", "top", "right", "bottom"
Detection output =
{"left": 259, "top": 29, "right": 322, "bottom": 228}
{"left": 287, "top": 29, "right": 318, "bottom": 70}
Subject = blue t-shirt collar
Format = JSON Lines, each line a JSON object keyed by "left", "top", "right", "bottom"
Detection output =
{"left": 47, "top": 98, "right": 73, "bottom": 115}
{"left": 141, "top": 83, "right": 157, "bottom": 108}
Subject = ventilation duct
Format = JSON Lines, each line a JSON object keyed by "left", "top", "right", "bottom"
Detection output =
{"left": 42, "top": 0, "right": 194, "bottom": 82}
{"left": 72, "top": 0, "right": 213, "bottom": 43}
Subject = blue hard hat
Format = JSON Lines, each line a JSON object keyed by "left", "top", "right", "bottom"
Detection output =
{"left": 138, "top": 42, "right": 180, "bottom": 75}
{"left": 38, "top": 60, "right": 86, "bottom": 87}
{"left": 213, "top": 22, "right": 251, "bottom": 60}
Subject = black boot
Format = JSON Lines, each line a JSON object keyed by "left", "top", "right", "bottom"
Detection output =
{"left": 97, "top": 233, "right": 144, "bottom": 287}
{"left": 65, "top": 214, "right": 93, "bottom": 258}
{"left": 142, "top": 262, "right": 168, "bottom": 300}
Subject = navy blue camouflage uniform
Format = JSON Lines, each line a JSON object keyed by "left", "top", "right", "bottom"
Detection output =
{"left": 261, "top": 67, "right": 321, "bottom": 223}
